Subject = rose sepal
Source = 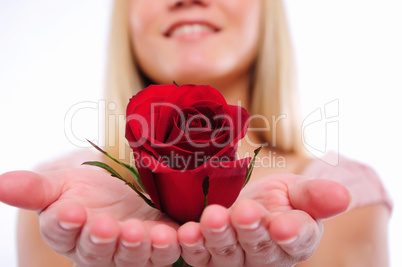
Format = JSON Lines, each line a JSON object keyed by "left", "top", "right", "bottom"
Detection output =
{"left": 85, "top": 139, "right": 146, "bottom": 192}
{"left": 243, "top": 145, "right": 263, "bottom": 187}
{"left": 82, "top": 160, "right": 156, "bottom": 209}
{"left": 202, "top": 175, "right": 210, "bottom": 208}
{"left": 83, "top": 140, "right": 155, "bottom": 209}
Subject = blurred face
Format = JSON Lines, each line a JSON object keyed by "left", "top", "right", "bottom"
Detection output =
{"left": 128, "top": 0, "right": 261, "bottom": 86}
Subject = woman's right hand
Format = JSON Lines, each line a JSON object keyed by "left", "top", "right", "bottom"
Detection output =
{"left": 0, "top": 168, "right": 181, "bottom": 267}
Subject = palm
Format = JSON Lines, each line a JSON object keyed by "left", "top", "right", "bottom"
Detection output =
{"left": 178, "top": 174, "right": 350, "bottom": 266}
{"left": 238, "top": 174, "right": 302, "bottom": 215}
{"left": 53, "top": 168, "right": 165, "bottom": 222}
{"left": 0, "top": 168, "right": 181, "bottom": 266}
{"left": 238, "top": 173, "right": 348, "bottom": 220}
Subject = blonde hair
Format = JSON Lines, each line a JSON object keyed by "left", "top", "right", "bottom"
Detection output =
{"left": 104, "top": 0, "right": 305, "bottom": 162}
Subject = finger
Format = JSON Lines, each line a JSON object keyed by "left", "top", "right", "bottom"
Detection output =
{"left": 289, "top": 179, "right": 350, "bottom": 219}
{"left": 150, "top": 224, "right": 180, "bottom": 265}
{"left": 178, "top": 221, "right": 210, "bottom": 266}
{"left": 200, "top": 205, "right": 244, "bottom": 267}
{"left": 75, "top": 213, "right": 120, "bottom": 266}
{"left": 0, "top": 171, "right": 62, "bottom": 211}
{"left": 39, "top": 202, "right": 87, "bottom": 255}
{"left": 231, "top": 199, "right": 279, "bottom": 266}
{"left": 114, "top": 219, "right": 152, "bottom": 267}
{"left": 269, "top": 210, "right": 322, "bottom": 262}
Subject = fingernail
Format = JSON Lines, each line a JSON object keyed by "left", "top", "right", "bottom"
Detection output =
{"left": 121, "top": 240, "right": 141, "bottom": 248}
{"left": 182, "top": 239, "right": 203, "bottom": 248}
{"left": 210, "top": 223, "right": 228, "bottom": 233}
{"left": 152, "top": 243, "right": 169, "bottom": 249}
{"left": 59, "top": 221, "right": 81, "bottom": 230}
{"left": 277, "top": 236, "right": 297, "bottom": 245}
{"left": 236, "top": 220, "right": 260, "bottom": 230}
{"left": 90, "top": 234, "right": 116, "bottom": 244}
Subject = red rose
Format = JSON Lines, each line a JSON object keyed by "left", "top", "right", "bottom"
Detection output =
{"left": 126, "top": 84, "right": 250, "bottom": 223}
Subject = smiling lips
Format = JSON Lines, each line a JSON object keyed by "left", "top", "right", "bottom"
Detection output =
{"left": 165, "top": 22, "right": 219, "bottom": 39}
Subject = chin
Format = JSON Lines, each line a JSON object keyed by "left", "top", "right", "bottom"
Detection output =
{"left": 144, "top": 58, "right": 240, "bottom": 88}
{"left": 169, "top": 65, "right": 232, "bottom": 85}
{"left": 168, "top": 72, "right": 221, "bottom": 87}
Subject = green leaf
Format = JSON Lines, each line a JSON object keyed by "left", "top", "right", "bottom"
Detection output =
{"left": 173, "top": 256, "right": 191, "bottom": 267}
{"left": 172, "top": 257, "right": 181, "bottom": 267}
{"left": 82, "top": 161, "right": 128, "bottom": 183}
{"left": 86, "top": 139, "right": 146, "bottom": 192}
{"left": 120, "top": 162, "right": 146, "bottom": 193}
{"left": 202, "top": 175, "right": 210, "bottom": 208}
{"left": 243, "top": 146, "right": 263, "bottom": 187}
{"left": 82, "top": 161, "right": 156, "bottom": 209}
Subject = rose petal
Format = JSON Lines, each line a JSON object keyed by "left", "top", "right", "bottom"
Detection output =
{"left": 164, "top": 107, "right": 209, "bottom": 144}
{"left": 164, "top": 116, "right": 186, "bottom": 145}
{"left": 206, "top": 157, "right": 251, "bottom": 208}
{"left": 126, "top": 84, "right": 177, "bottom": 116}
{"left": 157, "top": 85, "right": 229, "bottom": 141}
{"left": 128, "top": 102, "right": 248, "bottom": 170}
{"left": 210, "top": 105, "right": 249, "bottom": 160}
{"left": 139, "top": 151, "right": 251, "bottom": 223}
{"left": 126, "top": 96, "right": 166, "bottom": 148}
{"left": 133, "top": 150, "right": 162, "bottom": 211}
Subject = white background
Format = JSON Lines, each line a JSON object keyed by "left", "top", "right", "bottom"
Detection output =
{"left": 0, "top": 0, "right": 401, "bottom": 266}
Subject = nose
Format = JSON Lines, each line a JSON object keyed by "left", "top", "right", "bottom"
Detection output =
{"left": 167, "top": 0, "right": 210, "bottom": 9}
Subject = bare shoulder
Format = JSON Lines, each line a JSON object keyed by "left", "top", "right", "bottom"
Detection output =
{"left": 297, "top": 204, "right": 390, "bottom": 267}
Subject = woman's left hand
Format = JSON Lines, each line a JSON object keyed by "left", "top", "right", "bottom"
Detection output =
{"left": 178, "top": 173, "right": 350, "bottom": 267}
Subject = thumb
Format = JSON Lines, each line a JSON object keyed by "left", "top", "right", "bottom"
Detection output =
{"left": 0, "top": 170, "right": 62, "bottom": 212}
{"left": 289, "top": 178, "right": 351, "bottom": 220}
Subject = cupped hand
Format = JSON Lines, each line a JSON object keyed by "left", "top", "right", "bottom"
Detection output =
{"left": 0, "top": 168, "right": 180, "bottom": 267}
{"left": 178, "top": 173, "right": 350, "bottom": 267}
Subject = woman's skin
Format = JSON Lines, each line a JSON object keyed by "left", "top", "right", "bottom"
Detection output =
{"left": 130, "top": 0, "right": 260, "bottom": 91}
{"left": 1, "top": 0, "right": 390, "bottom": 266}
{"left": 5, "top": 163, "right": 348, "bottom": 266}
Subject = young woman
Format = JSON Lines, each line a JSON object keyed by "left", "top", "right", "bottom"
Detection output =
{"left": 0, "top": 0, "right": 391, "bottom": 266}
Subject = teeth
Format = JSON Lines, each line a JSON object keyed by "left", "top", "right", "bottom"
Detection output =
{"left": 170, "top": 24, "right": 214, "bottom": 37}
